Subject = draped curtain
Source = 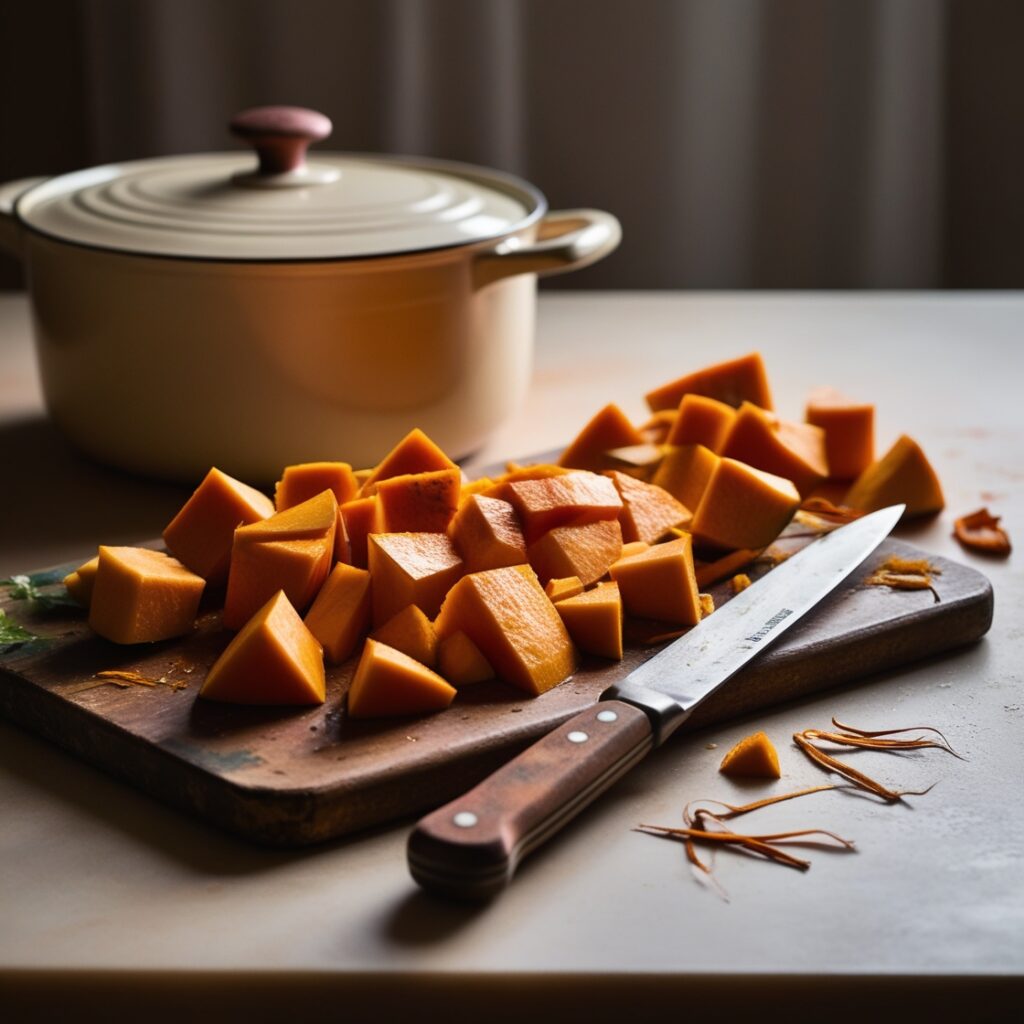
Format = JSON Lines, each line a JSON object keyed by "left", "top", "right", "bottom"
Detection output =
{"left": 1, "top": 0, "right": 1021, "bottom": 288}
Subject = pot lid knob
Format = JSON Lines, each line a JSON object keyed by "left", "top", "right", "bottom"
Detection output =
{"left": 229, "top": 105, "right": 340, "bottom": 187}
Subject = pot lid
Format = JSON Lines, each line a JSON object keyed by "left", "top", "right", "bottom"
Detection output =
{"left": 15, "top": 106, "right": 542, "bottom": 261}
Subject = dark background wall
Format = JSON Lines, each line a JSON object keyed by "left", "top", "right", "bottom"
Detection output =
{"left": 2, "top": 0, "right": 1023, "bottom": 289}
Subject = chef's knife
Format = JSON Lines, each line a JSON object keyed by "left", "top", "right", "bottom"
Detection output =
{"left": 408, "top": 504, "right": 904, "bottom": 900}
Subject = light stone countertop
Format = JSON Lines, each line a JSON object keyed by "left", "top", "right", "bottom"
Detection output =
{"left": 1, "top": 292, "right": 1022, "bottom": 1019}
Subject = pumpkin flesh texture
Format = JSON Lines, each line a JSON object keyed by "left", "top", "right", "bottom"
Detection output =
{"left": 606, "top": 469, "right": 691, "bottom": 544}
{"left": 558, "top": 403, "right": 646, "bottom": 472}
{"left": 64, "top": 555, "right": 99, "bottom": 607}
{"left": 805, "top": 387, "right": 875, "bottom": 480}
{"left": 527, "top": 518, "right": 624, "bottom": 586}
{"left": 275, "top": 462, "right": 357, "bottom": 510}
{"left": 651, "top": 444, "right": 720, "bottom": 513}
{"left": 666, "top": 394, "right": 736, "bottom": 452}
{"left": 371, "top": 604, "right": 439, "bottom": 669}
{"left": 844, "top": 434, "right": 944, "bottom": 518}
{"left": 304, "top": 562, "right": 372, "bottom": 664}
{"left": 506, "top": 471, "right": 623, "bottom": 543}
{"left": 376, "top": 468, "right": 461, "bottom": 534}
{"left": 347, "top": 639, "right": 456, "bottom": 718}
{"left": 340, "top": 496, "right": 378, "bottom": 569}
{"left": 368, "top": 532, "right": 464, "bottom": 626}
{"left": 359, "top": 428, "right": 457, "bottom": 495}
{"left": 608, "top": 535, "right": 701, "bottom": 626}
{"left": 437, "top": 630, "right": 495, "bottom": 686}
{"left": 448, "top": 494, "right": 527, "bottom": 573}
{"left": 555, "top": 581, "right": 624, "bottom": 660}
{"left": 719, "top": 730, "right": 781, "bottom": 779}
{"left": 645, "top": 352, "right": 773, "bottom": 412}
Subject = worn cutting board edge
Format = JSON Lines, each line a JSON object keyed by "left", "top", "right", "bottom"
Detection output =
{"left": 0, "top": 539, "right": 993, "bottom": 847}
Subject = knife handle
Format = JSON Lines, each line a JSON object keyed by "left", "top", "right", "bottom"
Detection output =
{"left": 407, "top": 700, "right": 654, "bottom": 900}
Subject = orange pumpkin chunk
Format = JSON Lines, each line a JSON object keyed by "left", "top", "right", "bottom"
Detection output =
{"left": 606, "top": 469, "right": 691, "bottom": 544}
{"left": 448, "top": 494, "right": 527, "bottom": 572}
{"left": 691, "top": 458, "right": 800, "bottom": 552}
{"left": 545, "top": 576, "right": 584, "bottom": 603}
{"left": 371, "top": 604, "right": 438, "bottom": 668}
{"left": 304, "top": 563, "right": 371, "bottom": 664}
{"left": 555, "top": 581, "right": 623, "bottom": 660}
{"left": 805, "top": 387, "right": 875, "bottom": 480}
{"left": 527, "top": 518, "right": 624, "bottom": 586}
{"left": 368, "top": 532, "right": 464, "bottom": 626}
{"left": 275, "top": 461, "right": 358, "bottom": 510}
{"left": 435, "top": 566, "right": 575, "bottom": 696}
{"left": 651, "top": 443, "right": 721, "bottom": 513}
{"left": 646, "top": 352, "right": 773, "bottom": 413}
{"left": 347, "top": 639, "right": 456, "bottom": 718}
{"left": 609, "top": 535, "right": 701, "bottom": 625}
{"left": 200, "top": 591, "right": 325, "bottom": 706}
{"left": 89, "top": 546, "right": 205, "bottom": 644}
{"left": 360, "top": 428, "right": 457, "bottom": 495}
{"left": 666, "top": 394, "right": 736, "bottom": 452}
{"left": 719, "top": 730, "right": 781, "bottom": 779}
{"left": 558, "top": 403, "right": 646, "bottom": 472}
{"left": 235, "top": 489, "right": 338, "bottom": 542}
{"left": 437, "top": 630, "right": 495, "bottom": 686}
{"left": 603, "top": 443, "right": 665, "bottom": 481}
{"left": 505, "top": 471, "right": 623, "bottom": 543}
{"left": 620, "top": 541, "right": 651, "bottom": 559}
{"left": 844, "top": 435, "right": 945, "bottom": 518}
{"left": 376, "top": 468, "right": 461, "bottom": 533}
{"left": 340, "top": 496, "right": 379, "bottom": 569}
{"left": 162, "top": 467, "right": 274, "bottom": 585}
{"left": 638, "top": 409, "right": 678, "bottom": 445}
{"left": 458, "top": 477, "right": 495, "bottom": 503}
{"left": 721, "top": 402, "right": 828, "bottom": 497}
{"left": 63, "top": 555, "right": 99, "bottom": 607}
{"left": 333, "top": 505, "right": 352, "bottom": 565}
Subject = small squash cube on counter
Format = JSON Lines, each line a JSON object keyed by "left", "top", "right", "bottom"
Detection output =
{"left": 63, "top": 555, "right": 99, "bottom": 607}
{"left": 845, "top": 434, "right": 944, "bottom": 518}
{"left": 275, "top": 461, "right": 358, "bottom": 510}
{"left": 435, "top": 565, "right": 575, "bottom": 696}
{"left": 233, "top": 489, "right": 338, "bottom": 542}
{"left": 645, "top": 351, "right": 773, "bottom": 412}
{"left": 162, "top": 467, "right": 275, "bottom": 585}
{"left": 359, "top": 428, "right": 457, "bottom": 495}
{"left": 376, "top": 468, "right": 461, "bottom": 533}
{"left": 555, "top": 581, "right": 624, "bottom": 660}
{"left": 606, "top": 470, "right": 691, "bottom": 544}
{"left": 527, "top": 518, "right": 624, "bottom": 586}
{"left": 651, "top": 443, "right": 720, "bottom": 513}
{"left": 448, "top": 494, "right": 527, "bottom": 572}
{"left": 805, "top": 387, "right": 875, "bottom": 480}
{"left": 666, "top": 394, "right": 736, "bottom": 452}
{"left": 368, "top": 532, "right": 464, "bottom": 626}
{"left": 720, "top": 402, "right": 828, "bottom": 496}
{"left": 340, "top": 496, "right": 379, "bottom": 569}
{"left": 347, "top": 639, "right": 456, "bottom": 718}
{"left": 719, "top": 730, "right": 781, "bottom": 779}
{"left": 691, "top": 458, "right": 800, "bottom": 552}
{"left": 545, "top": 576, "right": 584, "bottom": 603}
{"left": 200, "top": 591, "right": 325, "bottom": 706}
{"left": 371, "top": 604, "right": 438, "bottom": 668}
{"left": 558, "top": 403, "right": 646, "bottom": 472}
{"left": 506, "top": 471, "right": 623, "bottom": 542}
{"left": 609, "top": 535, "right": 701, "bottom": 626}
{"left": 437, "top": 630, "right": 495, "bottom": 686}
{"left": 89, "top": 546, "right": 205, "bottom": 644}
{"left": 304, "top": 563, "right": 372, "bottom": 664}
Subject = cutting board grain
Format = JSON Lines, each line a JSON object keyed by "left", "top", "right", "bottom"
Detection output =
{"left": 0, "top": 533, "right": 991, "bottom": 847}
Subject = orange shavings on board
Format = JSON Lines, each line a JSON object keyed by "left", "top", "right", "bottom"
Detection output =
{"left": 953, "top": 507, "right": 1012, "bottom": 557}
{"left": 865, "top": 555, "right": 942, "bottom": 602}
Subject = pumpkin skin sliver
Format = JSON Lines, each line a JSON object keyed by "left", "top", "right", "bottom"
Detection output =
{"left": 275, "top": 461, "right": 357, "bottom": 511}
{"left": 719, "top": 730, "right": 781, "bottom": 779}
{"left": 304, "top": 562, "right": 371, "bottom": 665}
{"left": 448, "top": 494, "right": 527, "bottom": 572}
{"left": 371, "top": 604, "right": 439, "bottom": 669}
{"left": 347, "top": 639, "right": 456, "bottom": 719}
{"left": 608, "top": 535, "right": 701, "bottom": 626}
{"left": 558, "top": 402, "right": 645, "bottom": 472}
{"left": 645, "top": 351, "right": 773, "bottom": 413}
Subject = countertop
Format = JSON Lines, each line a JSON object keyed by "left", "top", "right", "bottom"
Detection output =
{"left": 1, "top": 292, "right": 1022, "bottom": 1020}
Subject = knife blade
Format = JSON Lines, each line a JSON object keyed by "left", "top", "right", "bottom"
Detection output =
{"left": 408, "top": 504, "right": 904, "bottom": 900}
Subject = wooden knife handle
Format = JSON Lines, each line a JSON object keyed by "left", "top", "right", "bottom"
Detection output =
{"left": 407, "top": 700, "right": 654, "bottom": 901}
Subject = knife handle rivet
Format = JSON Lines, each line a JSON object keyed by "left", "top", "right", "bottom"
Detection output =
{"left": 453, "top": 811, "right": 478, "bottom": 828}
{"left": 596, "top": 710, "right": 618, "bottom": 723}
{"left": 567, "top": 731, "right": 589, "bottom": 744}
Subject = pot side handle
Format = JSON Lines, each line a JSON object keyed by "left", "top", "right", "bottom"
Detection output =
{"left": 473, "top": 208, "right": 621, "bottom": 289}
{"left": 0, "top": 176, "right": 47, "bottom": 257}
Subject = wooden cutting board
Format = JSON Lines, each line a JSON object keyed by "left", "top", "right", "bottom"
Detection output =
{"left": 0, "top": 525, "right": 992, "bottom": 847}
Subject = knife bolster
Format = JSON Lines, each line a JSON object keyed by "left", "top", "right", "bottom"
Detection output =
{"left": 600, "top": 680, "right": 690, "bottom": 746}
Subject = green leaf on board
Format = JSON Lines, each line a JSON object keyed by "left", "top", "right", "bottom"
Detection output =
{"left": 0, "top": 609, "right": 50, "bottom": 649}
{"left": 1, "top": 573, "right": 80, "bottom": 611}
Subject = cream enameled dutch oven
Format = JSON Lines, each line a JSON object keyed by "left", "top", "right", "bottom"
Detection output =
{"left": 0, "top": 106, "right": 620, "bottom": 482}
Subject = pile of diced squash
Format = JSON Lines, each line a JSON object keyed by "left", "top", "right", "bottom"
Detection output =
{"left": 63, "top": 352, "right": 944, "bottom": 717}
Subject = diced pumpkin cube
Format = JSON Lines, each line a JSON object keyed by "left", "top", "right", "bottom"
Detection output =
{"left": 619, "top": 541, "right": 650, "bottom": 559}
{"left": 608, "top": 535, "right": 701, "bottom": 625}
{"left": 340, "top": 496, "right": 379, "bottom": 569}
{"left": 347, "top": 639, "right": 456, "bottom": 718}
{"left": 448, "top": 494, "right": 527, "bottom": 573}
{"left": 275, "top": 461, "right": 358, "bottom": 510}
{"left": 371, "top": 604, "right": 438, "bottom": 668}
{"left": 694, "top": 547, "right": 762, "bottom": 588}
{"left": 63, "top": 555, "right": 99, "bottom": 607}
{"left": 666, "top": 394, "right": 736, "bottom": 452}
{"left": 162, "top": 467, "right": 274, "bottom": 586}
{"left": 505, "top": 471, "right": 623, "bottom": 543}
{"left": 651, "top": 444, "right": 720, "bottom": 513}
{"left": 646, "top": 352, "right": 773, "bottom": 412}
{"left": 691, "top": 458, "right": 800, "bottom": 552}
{"left": 359, "top": 428, "right": 457, "bottom": 495}
{"left": 603, "top": 443, "right": 665, "bottom": 481}
{"left": 558, "top": 403, "right": 645, "bottom": 472}
{"left": 638, "top": 409, "right": 677, "bottom": 445}
{"left": 435, "top": 566, "right": 575, "bottom": 696}
{"left": 527, "top": 518, "right": 623, "bottom": 586}
{"left": 606, "top": 469, "right": 691, "bottom": 544}
{"left": 89, "top": 546, "right": 205, "bottom": 644}
{"left": 304, "top": 563, "right": 371, "bottom": 664}
{"left": 720, "top": 402, "right": 827, "bottom": 496}
{"left": 235, "top": 489, "right": 338, "bottom": 542}
{"left": 200, "top": 591, "right": 325, "bottom": 705}
{"left": 376, "top": 468, "right": 461, "bottom": 533}
{"left": 719, "top": 730, "right": 781, "bottom": 779}
{"left": 844, "top": 435, "right": 944, "bottom": 518}
{"left": 555, "top": 581, "right": 623, "bottom": 660}
{"left": 545, "top": 576, "right": 584, "bottom": 603}
{"left": 482, "top": 464, "right": 573, "bottom": 500}
{"left": 458, "top": 477, "right": 495, "bottom": 503}
{"left": 437, "top": 630, "right": 495, "bottom": 686}
{"left": 368, "top": 532, "right": 464, "bottom": 626}
{"left": 805, "top": 387, "right": 875, "bottom": 480}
